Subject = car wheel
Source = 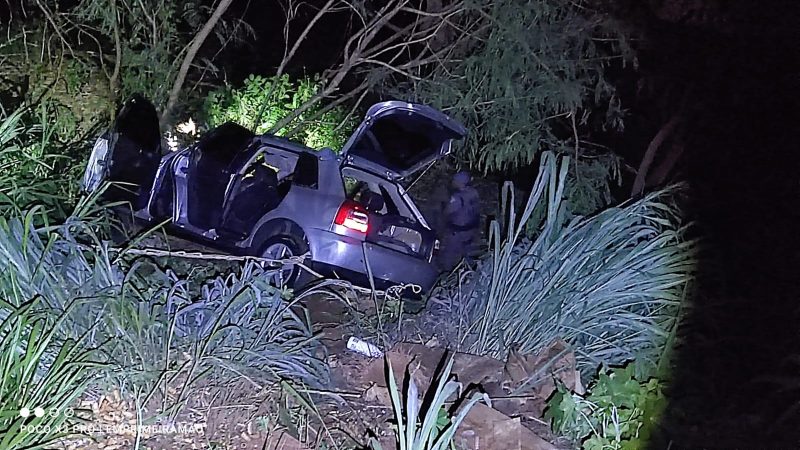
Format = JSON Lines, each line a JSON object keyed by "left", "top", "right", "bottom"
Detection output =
{"left": 259, "top": 235, "right": 308, "bottom": 287}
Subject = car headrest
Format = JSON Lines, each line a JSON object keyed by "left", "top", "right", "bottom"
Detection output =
{"left": 253, "top": 165, "right": 278, "bottom": 184}
{"left": 361, "top": 190, "right": 384, "bottom": 212}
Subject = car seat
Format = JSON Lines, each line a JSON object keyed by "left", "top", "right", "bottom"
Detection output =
{"left": 222, "top": 165, "right": 280, "bottom": 235}
{"left": 188, "top": 123, "right": 253, "bottom": 227}
{"left": 360, "top": 190, "right": 385, "bottom": 213}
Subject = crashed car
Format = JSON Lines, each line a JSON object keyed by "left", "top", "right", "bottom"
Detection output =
{"left": 82, "top": 95, "right": 467, "bottom": 292}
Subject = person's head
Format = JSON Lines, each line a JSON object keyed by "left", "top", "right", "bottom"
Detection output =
{"left": 452, "top": 171, "right": 471, "bottom": 189}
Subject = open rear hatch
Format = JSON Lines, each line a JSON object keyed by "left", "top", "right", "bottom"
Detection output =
{"left": 341, "top": 190, "right": 437, "bottom": 261}
{"left": 369, "top": 214, "right": 436, "bottom": 260}
{"left": 340, "top": 101, "right": 467, "bottom": 181}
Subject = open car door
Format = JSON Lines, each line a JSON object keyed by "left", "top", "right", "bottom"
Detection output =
{"left": 183, "top": 122, "right": 255, "bottom": 231}
{"left": 82, "top": 95, "right": 162, "bottom": 210}
{"left": 340, "top": 101, "right": 467, "bottom": 181}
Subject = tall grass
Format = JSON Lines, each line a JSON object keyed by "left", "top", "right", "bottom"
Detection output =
{"left": 0, "top": 298, "right": 97, "bottom": 450}
{"left": 0, "top": 96, "right": 330, "bottom": 444}
{"left": 0, "top": 205, "right": 328, "bottom": 424}
{"left": 461, "top": 152, "right": 696, "bottom": 377}
{"left": 0, "top": 103, "right": 80, "bottom": 217}
{"left": 0, "top": 300, "right": 101, "bottom": 450}
{"left": 372, "top": 356, "right": 489, "bottom": 450}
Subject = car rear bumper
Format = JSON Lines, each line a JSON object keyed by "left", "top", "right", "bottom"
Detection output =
{"left": 307, "top": 228, "right": 439, "bottom": 292}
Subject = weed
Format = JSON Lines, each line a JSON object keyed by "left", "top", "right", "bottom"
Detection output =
{"left": 546, "top": 364, "right": 666, "bottom": 449}
{"left": 371, "top": 355, "right": 489, "bottom": 450}
{"left": 0, "top": 299, "right": 97, "bottom": 450}
{"left": 457, "top": 152, "right": 696, "bottom": 378}
{"left": 0, "top": 206, "right": 328, "bottom": 429}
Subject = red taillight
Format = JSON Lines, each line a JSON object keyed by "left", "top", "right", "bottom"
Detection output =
{"left": 334, "top": 200, "right": 369, "bottom": 233}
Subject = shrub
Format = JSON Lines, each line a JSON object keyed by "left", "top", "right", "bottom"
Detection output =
{"left": 0, "top": 104, "right": 83, "bottom": 217}
{"left": 546, "top": 364, "right": 666, "bottom": 449}
{"left": 204, "top": 74, "right": 359, "bottom": 150}
{"left": 459, "top": 152, "right": 696, "bottom": 378}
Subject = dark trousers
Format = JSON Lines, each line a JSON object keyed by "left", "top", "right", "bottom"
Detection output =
{"left": 436, "top": 227, "right": 479, "bottom": 272}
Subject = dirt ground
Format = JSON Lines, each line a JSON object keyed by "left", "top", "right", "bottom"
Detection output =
{"left": 54, "top": 201, "right": 573, "bottom": 450}
{"left": 56, "top": 275, "right": 573, "bottom": 450}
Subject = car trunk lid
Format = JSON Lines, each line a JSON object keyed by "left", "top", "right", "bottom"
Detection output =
{"left": 340, "top": 101, "right": 467, "bottom": 181}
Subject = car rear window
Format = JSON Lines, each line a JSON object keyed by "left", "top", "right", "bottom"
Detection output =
{"left": 379, "top": 185, "right": 399, "bottom": 216}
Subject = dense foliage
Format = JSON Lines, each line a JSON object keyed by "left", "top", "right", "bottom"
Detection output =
{"left": 204, "top": 74, "right": 359, "bottom": 150}
{"left": 460, "top": 153, "right": 695, "bottom": 378}
{"left": 547, "top": 365, "right": 666, "bottom": 449}
{"left": 405, "top": 0, "right": 630, "bottom": 171}
{"left": 0, "top": 207, "right": 327, "bottom": 446}
{"left": 389, "top": 0, "right": 632, "bottom": 216}
{"left": 0, "top": 297, "right": 95, "bottom": 450}
{"left": 0, "top": 105, "right": 83, "bottom": 217}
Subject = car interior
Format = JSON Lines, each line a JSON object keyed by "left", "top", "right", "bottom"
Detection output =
{"left": 219, "top": 146, "right": 314, "bottom": 235}
{"left": 108, "top": 96, "right": 162, "bottom": 210}
{"left": 187, "top": 123, "right": 254, "bottom": 228}
{"left": 221, "top": 163, "right": 280, "bottom": 235}
{"left": 344, "top": 174, "right": 430, "bottom": 258}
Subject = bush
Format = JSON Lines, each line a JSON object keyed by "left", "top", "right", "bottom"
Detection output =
{"left": 459, "top": 152, "right": 696, "bottom": 378}
{"left": 204, "top": 74, "right": 359, "bottom": 150}
{"left": 546, "top": 364, "right": 666, "bottom": 449}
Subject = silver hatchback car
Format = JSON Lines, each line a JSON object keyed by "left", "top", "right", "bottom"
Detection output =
{"left": 82, "top": 96, "right": 467, "bottom": 293}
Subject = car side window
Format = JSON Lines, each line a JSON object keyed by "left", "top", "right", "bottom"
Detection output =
{"left": 293, "top": 152, "right": 319, "bottom": 188}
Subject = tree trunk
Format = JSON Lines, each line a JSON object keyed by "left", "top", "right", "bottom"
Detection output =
{"left": 649, "top": 141, "right": 686, "bottom": 188}
{"left": 631, "top": 114, "right": 683, "bottom": 197}
{"left": 161, "top": 0, "right": 234, "bottom": 126}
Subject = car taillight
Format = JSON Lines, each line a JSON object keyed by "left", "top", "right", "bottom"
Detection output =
{"left": 334, "top": 200, "right": 369, "bottom": 233}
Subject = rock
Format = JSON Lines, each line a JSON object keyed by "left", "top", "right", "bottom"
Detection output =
{"left": 458, "top": 403, "right": 556, "bottom": 450}
{"left": 361, "top": 342, "right": 505, "bottom": 396}
{"left": 505, "top": 340, "right": 581, "bottom": 392}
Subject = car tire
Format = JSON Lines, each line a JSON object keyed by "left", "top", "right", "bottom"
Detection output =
{"left": 259, "top": 234, "right": 308, "bottom": 287}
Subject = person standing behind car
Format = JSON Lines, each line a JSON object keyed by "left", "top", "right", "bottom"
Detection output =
{"left": 436, "top": 171, "right": 480, "bottom": 271}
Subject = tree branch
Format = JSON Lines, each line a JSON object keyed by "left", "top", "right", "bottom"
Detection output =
{"left": 277, "top": 0, "right": 336, "bottom": 77}
{"left": 161, "top": 0, "right": 234, "bottom": 125}
{"left": 631, "top": 114, "right": 683, "bottom": 197}
{"left": 108, "top": 0, "right": 122, "bottom": 105}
